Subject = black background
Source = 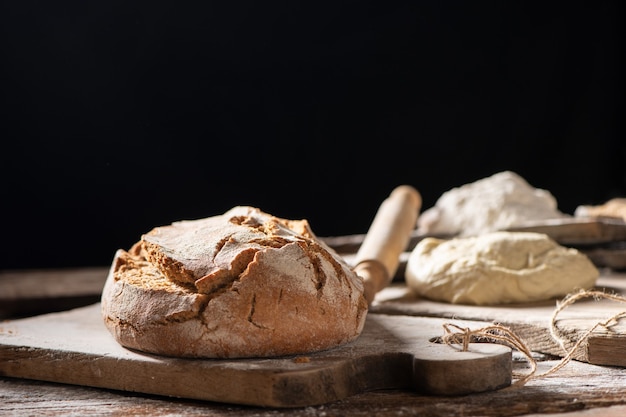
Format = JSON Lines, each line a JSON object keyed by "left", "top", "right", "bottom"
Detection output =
{"left": 2, "top": 2, "right": 624, "bottom": 270}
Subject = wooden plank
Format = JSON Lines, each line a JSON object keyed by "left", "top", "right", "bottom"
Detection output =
{"left": 372, "top": 271, "right": 626, "bottom": 366}
{"left": 0, "top": 267, "right": 109, "bottom": 319}
{"left": 504, "top": 218, "right": 626, "bottom": 245}
{"left": 0, "top": 267, "right": 108, "bottom": 299}
{"left": 582, "top": 244, "right": 626, "bottom": 269}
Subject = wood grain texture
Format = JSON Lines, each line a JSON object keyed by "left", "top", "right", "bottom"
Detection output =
{"left": 2, "top": 355, "right": 626, "bottom": 417}
{"left": 0, "top": 267, "right": 108, "bottom": 319}
{"left": 504, "top": 218, "right": 626, "bottom": 245}
{"left": 0, "top": 267, "right": 108, "bottom": 300}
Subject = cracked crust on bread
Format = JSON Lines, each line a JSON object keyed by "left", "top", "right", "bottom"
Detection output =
{"left": 101, "top": 206, "right": 368, "bottom": 358}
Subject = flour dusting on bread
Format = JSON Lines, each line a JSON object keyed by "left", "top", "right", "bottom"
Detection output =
{"left": 101, "top": 206, "right": 367, "bottom": 359}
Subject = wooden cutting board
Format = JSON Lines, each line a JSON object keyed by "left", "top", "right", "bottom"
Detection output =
{"left": 0, "top": 304, "right": 511, "bottom": 408}
{"left": 372, "top": 271, "right": 626, "bottom": 367}
{"left": 503, "top": 217, "right": 626, "bottom": 245}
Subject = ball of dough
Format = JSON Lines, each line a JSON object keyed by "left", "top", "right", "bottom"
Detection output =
{"left": 405, "top": 231, "right": 599, "bottom": 305}
{"left": 575, "top": 198, "right": 626, "bottom": 222}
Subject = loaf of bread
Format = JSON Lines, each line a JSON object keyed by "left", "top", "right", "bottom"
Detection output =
{"left": 101, "top": 206, "right": 368, "bottom": 358}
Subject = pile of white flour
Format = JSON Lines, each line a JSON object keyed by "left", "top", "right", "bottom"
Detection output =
{"left": 418, "top": 171, "right": 570, "bottom": 237}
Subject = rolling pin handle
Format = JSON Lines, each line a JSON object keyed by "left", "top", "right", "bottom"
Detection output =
{"left": 354, "top": 185, "right": 421, "bottom": 305}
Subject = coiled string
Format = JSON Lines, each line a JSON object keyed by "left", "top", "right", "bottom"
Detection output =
{"left": 441, "top": 289, "right": 626, "bottom": 387}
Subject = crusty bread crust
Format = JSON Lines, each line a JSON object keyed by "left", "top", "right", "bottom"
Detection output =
{"left": 101, "top": 206, "right": 367, "bottom": 358}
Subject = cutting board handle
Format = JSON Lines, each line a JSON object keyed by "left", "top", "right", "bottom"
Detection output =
{"left": 353, "top": 185, "right": 421, "bottom": 304}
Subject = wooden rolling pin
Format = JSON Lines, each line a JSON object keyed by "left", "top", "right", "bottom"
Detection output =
{"left": 353, "top": 185, "right": 421, "bottom": 305}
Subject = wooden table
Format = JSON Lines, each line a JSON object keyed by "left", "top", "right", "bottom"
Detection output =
{"left": 2, "top": 360, "right": 626, "bottom": 417}
{"left": 2, "top": 267, "right": 626, "bottom": 416}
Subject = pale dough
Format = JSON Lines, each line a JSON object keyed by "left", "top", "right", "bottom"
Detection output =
{"left": 405, "top": 231, "right": 598, "bottom": 305}
{"left": 575, "top": 198, "right": 626, "bottom": 222}
{"left": 418, "top": 171, "right": 570, "bottom": 237}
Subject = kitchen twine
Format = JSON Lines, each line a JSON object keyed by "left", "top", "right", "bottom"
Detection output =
{"left": 441, "top": 288, "right": 626, "bottom": 388}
